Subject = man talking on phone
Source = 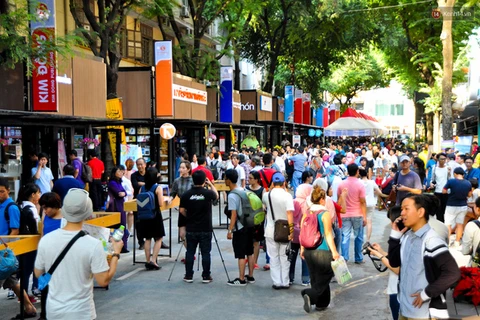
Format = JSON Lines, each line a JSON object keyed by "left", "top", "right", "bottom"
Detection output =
{"left": 394, "top": 155, "right": 422, "bottom": 206}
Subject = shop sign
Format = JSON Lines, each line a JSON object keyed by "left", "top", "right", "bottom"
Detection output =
{"left": 160, "top": 123, "right": 176, "bottom": 140}
{"left": 292, "top": 135, "right": 301, "bottom": 146}
{"left": 31, "top": 0, "right": 57, "bottom": 112}
{"left": 241, "top": 102, "right": 255, "bottom": 111}
{"left": 172, "top": 84, "right": 207, "bottom": 105}
{"left": 233, "top": 102, "right": 241, "bottom": 110}
{"left": 155, "top": 41, "right": 173, "bottom": 117}
{"left": 260, "top": 95, "right": 272, "bottom": 112}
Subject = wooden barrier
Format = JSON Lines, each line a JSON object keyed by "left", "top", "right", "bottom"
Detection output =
{"left": 213, "top": 181, "right": 229, "bottom": 191}
{"left": 124, "top": 196, "right": 180, "bottom": 212}
{"left": 86, "top": 212, "right": 121, "bottom": 228}
{"left": 0, "top": 235, "right": 40, "bottom": 256}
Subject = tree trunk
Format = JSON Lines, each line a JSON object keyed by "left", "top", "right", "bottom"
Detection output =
{"left": 234, "top": 55, "right": 241, "bottom": 91}
{"left": 106, "top": 54, "right": 120, "bottom": 99}
{"left": 426, "top": 112, "right": 434, "bottom": 144}
{"left": 262, "top": 56, "right": 277, "bottom": 94}
{"left": 439, "top": 0, "right": 455, "bottom": 140}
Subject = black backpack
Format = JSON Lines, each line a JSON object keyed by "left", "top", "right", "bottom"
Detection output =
{"left": 81, "top": 162, "right": 93, "bottom": 183}
{"left": 4, "top": 203, "right": 38, "bottom": 235}
{"left": 208, "top": 160, "right": 219, "bottom": 180}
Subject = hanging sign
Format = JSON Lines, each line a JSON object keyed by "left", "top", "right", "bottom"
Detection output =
{"left": 160, "top": 123, "right": 176, "bottom": 140}
{"left": 155, "top": 41, "right": 173, "bottom": 117}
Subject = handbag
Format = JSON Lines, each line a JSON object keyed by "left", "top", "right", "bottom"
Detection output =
{"left": 38, "top": 231, "right": 86, "bottom": 290}
{"left": 268, "top": 191, "right": 289, "bottom": 243}
{"left": 0, "top": 237, "right": 18, "bottom": 280}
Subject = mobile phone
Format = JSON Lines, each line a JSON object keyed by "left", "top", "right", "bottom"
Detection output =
{"left": 396, "top": 219, "right": 406, "bottom": 230}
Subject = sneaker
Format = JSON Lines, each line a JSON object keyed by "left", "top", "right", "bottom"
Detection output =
{"left": 32, "top": 288, "right": 41, "bottom": 297}
{"left": 254, "top": 264, "right": 260, "bottom": 270}
{"left": 263, "top": 264, "right": 270, "bottom": 271}
{"left": 202, "top": 276, "right": 213, "bottom": 283}
{"left": 227, "top": 278, "right": 247, "bottom": 286}
{"left": 7, "top": 289, "right": 15, "bottom": 299}
{"left": 183, "top": 275, "right": 193, "bottom": 283}
{"left": 245, "top": 275, "right": 255, "bottom": 283}
{"left": 138, "top": 244, "right": 145, "bottom": 250}
{"left": 303, "top": 294, "right": 311, "bottom": 313}
{"left": 302, "top": 281, "right": 310, "bottom": 286}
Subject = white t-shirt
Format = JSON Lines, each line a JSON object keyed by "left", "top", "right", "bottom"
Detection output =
{"left": 262, "top": 188, "right": 294, "bottom": 239}
{"left": 275, "top": 156, "right": 286, "bottom": 173}
{"left": 362, "top": 179, "right": 379, "bottom": 207}
{"left": 431, "top": 165, "right": 449, "bottom": 192}
{"left": 234, "top": 165, "right": 245, "bottom": 188}
{"left": 462, "top": 218, "right": 480, "bottom": 256}
{"left": 330, "top": 176, "right": 342, "bottom": 202}
{"left": 387, "top": 271, "right": 399, "bottom": 295}
{"left": 35, "top": 229, "right": 109, "bottom": 320}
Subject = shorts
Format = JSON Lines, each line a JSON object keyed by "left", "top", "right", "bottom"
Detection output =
{"left": 0, "top": 274, "right": 17, "bottom": 289}
{"left": 253, "top": 223, "right": 265, "bottom": 242}
{"left": 366, "top": 206, "right": 375, "bottom": 219}
{"left": 444, "top": 206, "right": 468, "bottom": 227}
{"left": 232, "top": 227, "right": 254, "bottom": 259}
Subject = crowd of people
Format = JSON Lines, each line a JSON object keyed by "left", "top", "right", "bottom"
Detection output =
{"left": 2, "top": 136, "right": 480, "bottom": 319}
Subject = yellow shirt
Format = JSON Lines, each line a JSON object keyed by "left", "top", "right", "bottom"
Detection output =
{"left": 418, "top": 150, "right": 429, "bottom": 169}
{"left": 473, "top": 153, "right": 480, "bottom": 168}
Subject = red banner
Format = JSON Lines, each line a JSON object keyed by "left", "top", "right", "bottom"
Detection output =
{"left": 32, "top": 29, "right": 57, "bottom": 112}
{"left": 302, "top": 93, "right": 311, "bottom": 125}
{"left": 323, "top": 108, "right": 329, "bottom": 127}
{"left": 294, "top": 89, "right": 303, "bottom": 124}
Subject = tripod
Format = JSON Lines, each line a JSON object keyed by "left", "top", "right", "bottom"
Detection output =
{"left": 167, "top": 230, "right": 230, "bottom": 282}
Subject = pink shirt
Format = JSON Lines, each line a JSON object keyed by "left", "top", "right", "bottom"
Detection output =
{"left": 337, "top": 176, "right": 366, "bottom": 218}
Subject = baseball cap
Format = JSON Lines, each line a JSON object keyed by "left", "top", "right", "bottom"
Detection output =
{"left": 454, "top": 167, "right": 465, "bottom": 175}
{"left": 447, "top": 153, "right": 456, "bottom": 159}
{"left": 62, "top": 188, "right": 93, "bottom": 223}
{"left": 271, "top": 172, "right": 285, "bottom": 184}
{"left": 399, "top": 155, "right": 410, "bottom": 163}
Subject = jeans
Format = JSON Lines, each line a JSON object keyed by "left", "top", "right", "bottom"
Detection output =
{"left": 341, "top": 217, "right": 364, "bottom": 263}
{"left": 334, "top": 226, "right": 342, "bottom": 255}
{"left": 289, "top": 242, "right": 310, "bottom": 283}
{"left": 291, "top": 172, "right": 302, "bottom": 198}
{"left": 390, "top": 294, "right": 400, "bottom": 320}
{"left": 185, "top": 232, "right": 212, "bottom": 277}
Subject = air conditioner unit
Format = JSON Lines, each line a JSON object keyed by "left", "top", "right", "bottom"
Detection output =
{"left": 181, "top": 5, "right": 189, "bottom": 18}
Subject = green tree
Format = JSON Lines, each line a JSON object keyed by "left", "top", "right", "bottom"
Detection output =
{"left": 320, "top": 49, "right": 390, "bottom": 113}
{"left": 1, "top": 0, "right": 80, "bottom": 72}
{"left": 70, "top": 0, "right": 139, "bottom": 98}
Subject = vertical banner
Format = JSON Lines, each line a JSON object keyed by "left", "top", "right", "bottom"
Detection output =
{"left": 284, "top": 85, "right": 294, "bottom": 123}
{"left": 31, "top": 0, "right": 57, "bottom": 112}
{"left": 303, "top": 93, "right": 311, "bottom": 125}
{"left": 57, "top": 139, "right": 67, "bottom": 177}
{"left": 294, "top": 89, "right": 303, "bottom": 124}
{"left": 219, "top": 66, "right": 233, "bottom": 122}
{"left": 335, "top": 104, "right": 340, "bottom": 122}
{"left": 329, "top": 104, "right": 336, "bottom": 125}
{"left": 155, "top": 41, "right": 173, "bottom": 117}
{"left": 323, "top": 107, "right": 329, "bottom": 127}
{"left": 106, "top": 98, "right": 127, "bottom": 165}
{"left": 316, "top": 106, "right": 324, "bottom": 128}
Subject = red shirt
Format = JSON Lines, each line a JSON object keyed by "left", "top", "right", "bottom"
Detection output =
{"left": 258, "top": 167, "right": 277, "bottom": 190}
{"left": 87, "top": 157, "right": 105, "bottom": 179}
{"left": 192, "top": 165, "right": 214, "bottom": 182}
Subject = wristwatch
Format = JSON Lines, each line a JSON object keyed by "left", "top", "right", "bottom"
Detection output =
{"left": 112, "top": 253, "right": 120, "bottom": 260}
{"left": 228, "top": 230, "right": 233, "bottom": 234}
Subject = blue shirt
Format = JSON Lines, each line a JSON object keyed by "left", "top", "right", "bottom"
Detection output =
{"left": 444, "top": 178, "right": 471, "bottom": 207}
{"left": 465, "top": 168, "right": 480, "bottom": 180}
{"left": 32, "top": 166, "right": 54, "bottom": 194}
{"left": 43, "top": 215, "right": 62, "bottom": 236}
{"left": 399, "top": 224, "right": 431, "bottom": 318}
{"left": 0, "top": 198, "right": 20, "bottom": 235}
{"left": 52, "top": 176, "right": 85, "bottom": 203}
{"left": 289, "top": 154, "right": 307, "bottom": 173}
{"left": 71, "top": 158, "right": 85, "bottom": 187}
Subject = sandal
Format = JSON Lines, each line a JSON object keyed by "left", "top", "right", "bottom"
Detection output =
{"left": 11, "top": 312, "right": 37, "bottom": 319}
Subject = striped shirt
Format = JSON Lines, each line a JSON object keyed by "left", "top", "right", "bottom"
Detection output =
{"left": 171, "top": 176, "right": 193, "bottom": 199}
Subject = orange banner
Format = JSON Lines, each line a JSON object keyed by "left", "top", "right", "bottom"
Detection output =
{"left": 155, "top": 41, "right": 173, "bottom": 117}
{"left": 106, "top": 98, "right": 126, "bottom": 165}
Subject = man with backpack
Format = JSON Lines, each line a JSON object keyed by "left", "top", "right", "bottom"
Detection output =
{"left": 68, "top": 149, "right": 86, "bottom": 188}
{"left": 179, "top": 170, "right": 218, "bottom": 283}
{"left": 225, "top": 169, "right": 255, "bottom": 286}
{"left": 207, "top": 152, "right": 221, "bottom": 181}
{"left": 0, "top": 177, "right": 38, "bottom": 317}
{"left": 259, "top": 153, "right": 277, "bottom": 191}
{"left": 192, "top": 156, "right": 214, "bottom": 182}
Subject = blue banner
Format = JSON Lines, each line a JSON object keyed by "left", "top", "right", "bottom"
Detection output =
{"left": 220, "top": 66, "right": 233, "bottom": 122}
{"left": 316, "top": 105, "right": 324, "bottom": 128}
{"left": 284, "top": 85, "right": 294, "bottom": 122}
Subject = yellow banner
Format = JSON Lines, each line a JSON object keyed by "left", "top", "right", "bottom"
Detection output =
{"left": 230, "top": 125, "right": 236, "bottom": 145}
{"left": 106, "top": 98, "right": 126, "bottom": 165}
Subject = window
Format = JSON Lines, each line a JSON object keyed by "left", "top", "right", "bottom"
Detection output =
{"left": 126, "top": 24, "right": 153, "bottom": 65}
{"left": 375, "top": 101, "right": 404, "bottom": 116}
{"left": 353, "top": 103, "right": 364, "bottom": 111}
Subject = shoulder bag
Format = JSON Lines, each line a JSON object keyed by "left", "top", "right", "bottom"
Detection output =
{"left": 38, "top": 231, "right": 86, "bottom": 290}
{"left": 0, "top": 237, "right": 18, "bottom": 280}
{"left": 268, "top": 190, "right": 289, "bottom": 243}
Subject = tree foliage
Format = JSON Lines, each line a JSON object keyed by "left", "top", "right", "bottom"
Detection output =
{"left": 70, "top": 0, "right": 139, "bottom": 98}
{"left": 320, "top": 49, "right": 390, "bottom": 113}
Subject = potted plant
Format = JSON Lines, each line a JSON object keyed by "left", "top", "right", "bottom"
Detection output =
{"left": 82, "top": 138, "right": 99, "bottom": 149}
{"left": 453, "top": 267, "right": 480, "bottom": 305}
